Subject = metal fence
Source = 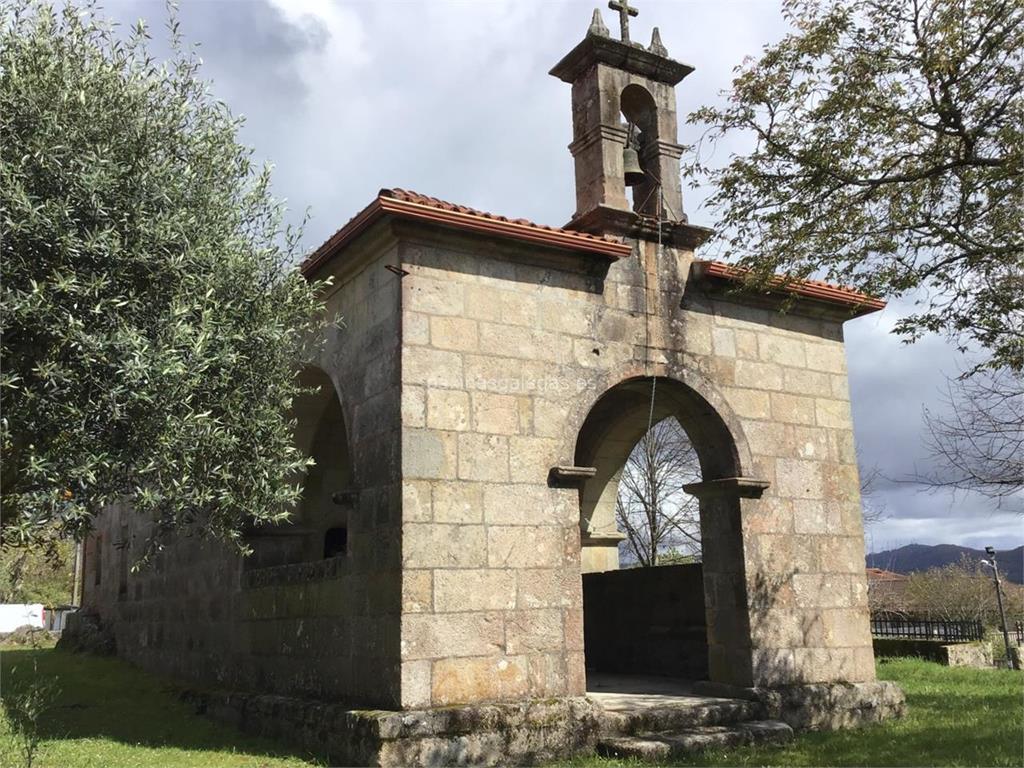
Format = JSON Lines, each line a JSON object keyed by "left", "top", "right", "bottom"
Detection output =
{"left": 870, "top": 615, "right": 985, "bottom": 642}
{"left": 1015, "top": 621, "right": 1023, "bottom": 644}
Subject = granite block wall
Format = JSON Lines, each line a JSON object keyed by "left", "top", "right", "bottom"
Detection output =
{"left": 396, "top": 229, "right": 874, "bottom": 706}
{"left": 83, "top": 243, "right": 405, "bottom": 707}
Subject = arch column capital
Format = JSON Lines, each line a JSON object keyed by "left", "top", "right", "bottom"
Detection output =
{"left": 683, "top": 477, "right": 770, "bottom": 500}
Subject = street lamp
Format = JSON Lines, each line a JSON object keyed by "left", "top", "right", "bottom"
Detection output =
{"left": 981, "top": 547, "right": 1018, "bottom": 670}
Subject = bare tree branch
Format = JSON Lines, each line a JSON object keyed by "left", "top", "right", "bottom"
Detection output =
{"left": 615, "top": 418, "right": 702, "bottom": 566}
{"left": 920, "top": 367, "right": 1024, "bottom": 509}
{"left": 859, "top": 459, "right": 889, "bottom": 527}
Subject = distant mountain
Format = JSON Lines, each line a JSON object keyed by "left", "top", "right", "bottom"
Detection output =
{"left": 866, "top": 543, "right": 1024, "bottom": 585}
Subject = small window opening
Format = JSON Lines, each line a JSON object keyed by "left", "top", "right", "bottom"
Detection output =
{"left": 323, "top": 527, "right": 348, "bottom": 559}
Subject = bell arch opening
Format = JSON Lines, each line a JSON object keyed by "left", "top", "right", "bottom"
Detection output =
{"left": 619, "top": 84, "right": 660, "bottom": 215}
{"left": 245, "top": 365, "right": 354, "bottom": 569}
{"left": 574, "top": 376, "right": 749, "bottom": 687}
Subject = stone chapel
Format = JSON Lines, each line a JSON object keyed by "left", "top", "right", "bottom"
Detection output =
{"left": 78, "top": 5, "right": 904, "bottom": 764}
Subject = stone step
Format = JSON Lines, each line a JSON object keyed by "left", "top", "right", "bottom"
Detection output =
{"left": 596, "top": 720, "right": 794, "bottom": 762}
{"left": 596, "top": 698, "right": 766, "bottom": 736}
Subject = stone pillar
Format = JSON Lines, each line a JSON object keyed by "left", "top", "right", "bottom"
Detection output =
{"left": 685, "top": 477, "right": 770, "bottom": 688}
{"left": 636, "top": 139, "right": 685, "bottom": 220}
{"left": 568, "top": 87, "right": 630, "bottom": 216}
{"left": 688, "top": 470, "right": 879, "bottom": 691}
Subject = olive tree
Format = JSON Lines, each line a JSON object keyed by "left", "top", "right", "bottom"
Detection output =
{"left": 1, "top": 2, "right": 327, "bottom": 556}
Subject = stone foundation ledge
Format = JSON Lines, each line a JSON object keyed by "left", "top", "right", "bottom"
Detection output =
{"left": 181, "top": 689, "right": 601, "bottom": 767}
{"left": 692, "top": 680, "right": 906, "bottom": 731}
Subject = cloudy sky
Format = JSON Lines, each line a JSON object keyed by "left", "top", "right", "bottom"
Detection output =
{"left": 100, "top": 0, "right": 1020, "bottom": 552}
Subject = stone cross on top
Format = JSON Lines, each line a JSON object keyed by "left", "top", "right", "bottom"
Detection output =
{"left": 608, "top": 0, "right": 638, "bottom": 42}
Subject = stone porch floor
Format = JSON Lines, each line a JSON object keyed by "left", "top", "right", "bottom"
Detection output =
{"left": 586, "top": 673, "right": 741, "bottom": 711}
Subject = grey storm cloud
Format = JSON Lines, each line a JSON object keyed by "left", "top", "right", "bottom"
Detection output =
{"left": 96, "top": 0, "right": 1021, "bottom": 551}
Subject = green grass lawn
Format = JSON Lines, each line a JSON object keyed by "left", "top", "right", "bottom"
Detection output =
{"left": 1, "top": 648, "right": 1021, "bottom": 767}
{"left": 0, "top": 645, "right": 321, "bottom": 768}
{"left": 561, "top": 658, "right": 1024, "bottom": 768}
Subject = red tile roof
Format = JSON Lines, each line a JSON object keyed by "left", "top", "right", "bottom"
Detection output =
{"left": 301, "top": 188, "right": 633, "bottom": 276}
{"left": 302, "top": 189, "right": 886, "bottom": 316}
{"left": 693, "top": 260, "right": 886, "bottom": 315}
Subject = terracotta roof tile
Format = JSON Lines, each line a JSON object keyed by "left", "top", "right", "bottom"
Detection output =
{"left": 382, "top": 189, "right": 624, "bottom": 245}
{"left": 301, "top": 190, "right": 886, "bottom": 318}
{"left": 693, "top": 260, "right": 886, "bottom": 315}
{"left": 301, "top": 188, "right": 631, "bottom": 275}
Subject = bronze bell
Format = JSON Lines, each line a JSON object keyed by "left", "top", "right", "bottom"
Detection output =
{"left": 623, "top": 147, "right": 644, "bottom": 186}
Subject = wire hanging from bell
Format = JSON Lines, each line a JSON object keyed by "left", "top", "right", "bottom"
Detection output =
{"left": 645, "top": 182, "right": 665, "bottom": 437}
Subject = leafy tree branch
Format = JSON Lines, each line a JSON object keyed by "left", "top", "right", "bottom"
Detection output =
{"left": 689, "top": 0, "right": 1023, "bottom": 372}
{"left": 1, "top": 2, "right": 329, "bottom": 556}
